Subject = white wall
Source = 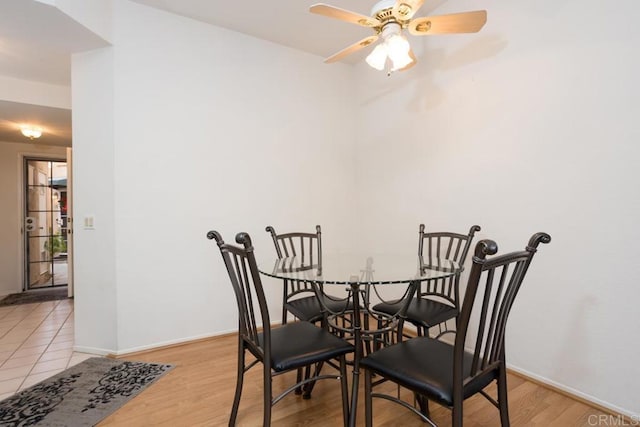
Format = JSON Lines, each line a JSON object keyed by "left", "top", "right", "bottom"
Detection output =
{"left": 72, "top": 0, "right": 358, "bottom": 354}
{"left": 0, "top": 141, "right": 67, "bottom": 296}
{"left": 0, "top": 75, "right": 70, "bottom": 109}
{"left": 353, "top": 0, "right": 640, "bottom": 417}
{"left": 71, "top": 46, "right": 118, "bottom": 354}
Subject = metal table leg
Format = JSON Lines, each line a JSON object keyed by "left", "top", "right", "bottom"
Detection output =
{"left": 348, "top": 280, "right": 361, "bottom": 427}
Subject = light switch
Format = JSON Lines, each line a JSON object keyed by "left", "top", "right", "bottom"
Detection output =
{"left": 84, "top": 216, "right": 95, "bottom": 230}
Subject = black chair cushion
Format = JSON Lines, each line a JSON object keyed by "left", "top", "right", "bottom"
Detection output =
{"left": 285, "top": 295, "right": 351, "bottom": 323}
{"left": 259, "top": 322, "right": 353, "bottom": 372}
{"left": 373, "top": 298, "right": 457, "bottom": 329}
{"left": 360, "top": 337, "right": 494, "bottom": 406}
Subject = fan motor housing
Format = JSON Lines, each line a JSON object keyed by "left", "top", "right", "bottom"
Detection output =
{"left": 372, "top": 0, "right": 413, "bottom": 30}
{"left": 371, "top": 0, "right": 396, "bottom": 20}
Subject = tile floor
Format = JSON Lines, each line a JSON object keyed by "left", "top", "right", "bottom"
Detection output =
{"left": 0, "top": 298, "right": 95, "bottom": 401}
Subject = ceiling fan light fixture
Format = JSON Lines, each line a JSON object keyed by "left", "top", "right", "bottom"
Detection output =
{"left": 365, "top": 23, "right": 413, "bottom": 72}
{"left": 20, "top": 126, "right": 42, "bottom": 140}
{"left": 365, "top": 43, "right": 388, "bottom": 70}
{"left": 386, "top": 33, "right": 412, "bottom": 70}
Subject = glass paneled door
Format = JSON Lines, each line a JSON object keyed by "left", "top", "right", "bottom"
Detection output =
{"left": 24, "top": 159, "right": 68, "bottom": 289}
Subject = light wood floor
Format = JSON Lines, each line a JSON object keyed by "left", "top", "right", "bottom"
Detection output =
{"left": 99, "top": 334, "right": 608, "bottom": 426}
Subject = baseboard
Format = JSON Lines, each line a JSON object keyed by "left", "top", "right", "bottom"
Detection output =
{"left": 110, "top": 328, "right": 239, "bottom": 357}
{"left": 507, "top": 365, "right": 639, "bottom": 421}
{"left": 111, "top": 332, "right": 237, "bottom": 358}
{"left": 72, "top": 345, "right": 112, "bottom": 355}
{"left": 73, "top": 329, "right": 238, "bottom": 358}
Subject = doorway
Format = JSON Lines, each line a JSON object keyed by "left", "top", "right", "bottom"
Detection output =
{"left": 24, "top": 158, "right": 69, "bottom": 289}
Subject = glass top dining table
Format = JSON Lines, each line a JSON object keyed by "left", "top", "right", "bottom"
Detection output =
{"left": 259, "top": 253, "right": 460, "bottom": 285}
{"left": 259, "top": 253, "right": 461, "bottom": 426}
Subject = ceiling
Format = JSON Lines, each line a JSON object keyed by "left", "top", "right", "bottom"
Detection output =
{"left": 0, "top": 0, "right": 107, "bottom": 146}
{"left": 131, "top": 0, "right": 447, "bottom": 63}
{"left": 0, "top": 0, "right": 451, "bottom": 147}
{"left": 0, "top": 100, "right": 72, "bottom": 147}
{"left": 0, "top": 0, "right": 108, "bottom": 86}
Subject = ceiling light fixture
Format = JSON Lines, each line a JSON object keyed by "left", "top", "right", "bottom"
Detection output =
{"left": 365, "top": 22, "right": 413, "bottom": 73}
{"left": 20, "top": 126, "right": 43, "bottom": 140}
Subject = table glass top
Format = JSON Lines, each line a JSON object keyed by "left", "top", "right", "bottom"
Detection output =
{"left": 259, "top": 253, "right": 460, "bottom": 285}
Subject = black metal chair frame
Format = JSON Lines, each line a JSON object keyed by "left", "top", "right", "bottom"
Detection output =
{"left": 373, "top": 224, "right": 481, "bottom": 338}
{"left": 266, "top": 225, "right": 350, "bottom": 325}
{"left": 266, "top": 225, "right": 355, "bottom": 398}
{"left": 362, "top": 232, "right": 551, "bottom": 427}
{"left": 208, "top": 230, "right": 353, "bottom": 426}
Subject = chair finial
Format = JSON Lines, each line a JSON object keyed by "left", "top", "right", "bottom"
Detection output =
{"left": 206, "top": 230, "right": 224, "bottom": 247}
{"left": 469, "top": 225, "right": 482, "bottom": 236}
{"left": 236, "top": 232, "right": 253, "bottom": 250}
{"left": 526, "top": 232, "right": 551, "bottom": 251}
{"left": 474, "top": 239, "right": 498, "bottom": 259}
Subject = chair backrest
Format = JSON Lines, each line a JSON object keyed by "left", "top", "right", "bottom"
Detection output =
{"left": 265, "top": 225, "right": 322, "bottom": 267}
{"left": 453, "top": 232, "right": 551, "bottom": 392}
{"left": 417, "top": 224, "right": 481, "bottom": 303}
{"left": 418, "top": 224, "right": 481, "bottom": 264}
{"left": 208, "top": 230, "right": 270, "bottom": 360}
{"left": 265, "top": 225, "right": 323, "bottom": 304}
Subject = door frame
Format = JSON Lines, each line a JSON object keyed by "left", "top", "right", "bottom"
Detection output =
{"left": 20, "top": 153, "right": 69, "bottom": 291}
{"left": 66, "top": 147, "right": 73, "bottom": 298}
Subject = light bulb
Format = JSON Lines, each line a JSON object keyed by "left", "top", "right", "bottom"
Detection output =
{"left": 365, "top": 43, "right": 388, "bottom": 71}
{"left": 386, "top": 34, "right": 412, "bottom": 71}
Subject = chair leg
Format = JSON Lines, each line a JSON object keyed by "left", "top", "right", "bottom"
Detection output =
{"left": 363, "top": 312, "right": 372, "bottom": 356}
{"left": 340, "top": 356, "right": 349, "bottom": 427}
{"left": 282, "top": 306, "right": 302, "bottom": 394}
{"left": 452, "top": 399, "right": 463, "bottom": 427}
{"left": 263, "top": 365, "right": 272, "bottom": 426}
{"left": 302, "top": 364, "right": 313, "bottom": 399}
{"left": 303, "top": 361, "right": 324, "bottom": 398}
{"left": 497, "top": 362, "right": 511, "bottom": 427}
{"left": 364, "top": 368, "right": 373, "bottom": 427}
{"left": 415, "top": 393, "right": 430, "bottom": 418}
{"left": 375, "top": 318, "right": 384, "bottom": 351}
{"left": 282, "top": 280, "right": 289, "bottom": 325}
{"left": 229, "top": 342, "right": 245, "bottom": 426}
{"left": 295, "top": 368, "right": 303, "bottom": 395}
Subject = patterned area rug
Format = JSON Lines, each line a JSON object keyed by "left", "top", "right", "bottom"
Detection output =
{"left": 0, "top": 288, "right": 69, "bottom": 306}
{"left": 0, "top": 357, "right": 173, "bottom": 426}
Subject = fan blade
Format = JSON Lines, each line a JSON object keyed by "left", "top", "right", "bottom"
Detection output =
{"left": 409, "top": 10, "right": 487, "bottom": 35}
{"left": 325, "top": 36, "right": 379, "bottom": 63}
{"left": 398, "top": 48, "right": 417, "bottom": 71}
{"left": 310, "top": 3, "right": 381, "bottom": 28}
{"left": 392, "top": 0, "right": 425, "bottom": 21}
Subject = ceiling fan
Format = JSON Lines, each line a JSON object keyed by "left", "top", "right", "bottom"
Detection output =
{"left": 310, "top": 0, "right": 487, "bottom": 74}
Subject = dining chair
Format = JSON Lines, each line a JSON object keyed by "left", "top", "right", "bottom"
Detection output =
{"left": 373, "top": 224, "right": 481, "bottom": 337}
{"left": 360, "top": 232, "right": 551, "bottom": 427}
{"left": 208, "top": 230, "right": 353, "bottom": 426}
{"left": 266, "top": 225, "right": 350, "bottom": 325}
